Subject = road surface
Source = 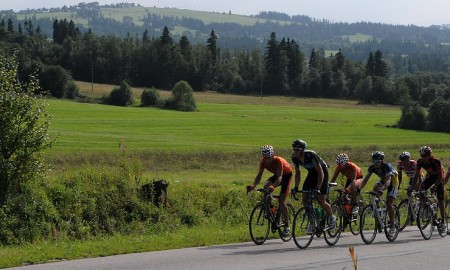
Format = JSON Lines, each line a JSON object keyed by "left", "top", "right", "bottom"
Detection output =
{"left": 8, "top": 226, "right": 450, "bottom": 270}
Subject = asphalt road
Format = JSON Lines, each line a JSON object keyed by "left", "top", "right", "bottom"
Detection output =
{"left": 8, "top": 226, "right": 450, "bottom": 270}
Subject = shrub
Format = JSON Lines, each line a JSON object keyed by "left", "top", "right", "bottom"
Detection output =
{"left": 397, "top": 101, "right": 426, "bottom": 130}
{"left": 109, "top": 80, "right": 134, "bottom": 106}
{"left": 141, "top": 87, "right": 160, "bottom": 106}
{"left": 39, "top": 65, "right": 72, "bottom": 98}
{"left": 426, "top": 99, "right": 450, "bottom": 133}
{"left": 65, "top": 80, "right": 79, "bottom": 99}
{"left": 163, "top": 80, "right": 196, "bottom": 111}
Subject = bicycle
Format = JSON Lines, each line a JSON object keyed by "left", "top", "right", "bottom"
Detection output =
{"left": 446, "top": 188, "right": 450, "bottom": 235}
{"left": 359, "top": 191, "right": 400, "bottom": 244}
{"left": 331, "top": 188, "right": 364, "bottom": 235}
{"left": 416, "top": 188, "right": 446, "bottom": 240}
{"left": 397, "top": 188, "right": 420, "bottom": 231}
{"left": 292, "top": 182, "right": 342, "bottom": 249}
{"left": 247, "top": 188, "right": 295, "bottom": 245}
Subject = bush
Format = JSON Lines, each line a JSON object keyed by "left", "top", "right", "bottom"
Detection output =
{"left": 109, "top": 80, "right": 134, "bottom": 106}
{"left": 163, "top": 80, "right": 196, "bottom": 111}
{"left": 397, "top": 101, "right": 427, "bottom": 130}
{"left": 141, "top": 87, "right": 160, "bottom": 106}
{"left": 65, "top": 80, "right": 79, "bottom": 99}
{"left": 39, "top": 65, "right": 72, "bottom": 98}
{"left": 426, "top": 99, "right": 450, "bottom": 133}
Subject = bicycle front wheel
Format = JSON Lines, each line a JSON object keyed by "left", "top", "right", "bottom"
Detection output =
{"left": 397, "top": 199, "right": 411, "bottom": 231}
{"left": 446, "top": 199, "right": 450, "bottom": 235}
{"left": 278, "top": 203, "right": 295, "bottom": 242}
{"left": 249, "top": 203, "right": 270, "bottom": 245}
{"left": 293, "top": 207, "right": 314, "bottom": 249}
{"left": 360, "top": 205, "right": 377, "bottom": 244}
{"left": 417, "top": 202, "right": 433, "bottom": 240}
{"left": 384, "top": 205, "right": 400, "bottom": 242}
{"left": 324, "top": 203, "right": 342, "bottom": 246}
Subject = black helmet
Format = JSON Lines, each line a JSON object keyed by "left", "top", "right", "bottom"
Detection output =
{"left": 371, "top": 151, "right": 385, "bottom": 161}
{"left": 292, "top": 139, "right": 307, "bottom": 149}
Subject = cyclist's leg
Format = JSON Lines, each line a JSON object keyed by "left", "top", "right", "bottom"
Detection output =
{"left": 279, "top": 173, "right": 293, "bottom": 226}
{"left": 350, "top": 178, "right": 362, "bottom": 205}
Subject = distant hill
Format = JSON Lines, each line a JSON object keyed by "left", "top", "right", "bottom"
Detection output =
{"left": 3, "top": 2, "right": 450, "bottom": 61}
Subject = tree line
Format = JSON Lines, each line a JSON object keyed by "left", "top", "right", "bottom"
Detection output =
{"left": 0, "top": 18, "right": 449, "bottom": 132}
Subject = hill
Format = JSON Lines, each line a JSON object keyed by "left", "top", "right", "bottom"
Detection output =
{"left": 4, "top": 2, "right": 450, "bottom": 60}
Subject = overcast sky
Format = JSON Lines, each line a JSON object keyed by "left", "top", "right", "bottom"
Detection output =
{"left": 3, "top": 0, "right": 450, "bottom": 27}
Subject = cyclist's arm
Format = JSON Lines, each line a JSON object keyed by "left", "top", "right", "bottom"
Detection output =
{"left": 445, "top": 169, "right": 450, "bottom": 185}
{"left": 360, "top": 173, "right": 371, "bottom": 190}
{"left": 398, "top": 170, "right": 403, "bottom": 187}
{"left": 294, "top": 164, "right": 301, "bottom": 190}
{"left": 381, "top": 174, "right": 391, "bottom": 190}
{"left": 252, "top": 166, "right": 264, "bottom": 187}
{"left": 330, "top": 167, "right": 340, "bottom": 183}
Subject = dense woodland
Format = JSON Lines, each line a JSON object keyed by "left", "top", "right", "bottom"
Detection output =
{"left": 0, "top": 3, "right": 449, "bottom": 132}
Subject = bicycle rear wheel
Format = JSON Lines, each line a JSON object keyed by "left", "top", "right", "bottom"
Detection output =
{"left": 417, "top": 202, "right": 433, "bottom": 240}
{"left": 324, "top": 203, "right": 342, "bottom": 246}
{"left": 249, "top": 203, "right": 270, "bottom": 245}
{"left": 384, "top": 205, "right": 400, "bottom": 242}
{"left": 278, "top": 203, "right": 295, "bottom": 242}
{"left": 360, "top": 205, "right": 377, "bottom": 244}
{"left": 293, "top": 207, "right": 314, "bottom": 249}
{"left": 397, "top": 199, "right": 411, "bottom": 231}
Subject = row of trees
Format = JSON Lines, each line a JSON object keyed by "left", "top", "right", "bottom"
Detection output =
{"left": 0, "top": 18, "right": 449, "bottom": 132}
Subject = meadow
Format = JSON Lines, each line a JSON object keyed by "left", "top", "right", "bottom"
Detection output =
{"left": 1, "top": 82, "right": 449, "bottom": 268}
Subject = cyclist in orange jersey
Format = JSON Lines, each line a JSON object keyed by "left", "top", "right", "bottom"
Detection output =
{"left": 247, "top": 145, "right": 293, "bottom": 236}
{"left": 330, "top": 153, "right": 363, "bottom": 215}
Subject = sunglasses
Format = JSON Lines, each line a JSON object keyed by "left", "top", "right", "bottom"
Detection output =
{"left": 372, "top": 160, "right": 382, "bottom": 164}
{"left": 420, "top": 154, "right": 429, "bottom": 158}
{"left": 292, "top": 148, "right": 304, "bottom": 152}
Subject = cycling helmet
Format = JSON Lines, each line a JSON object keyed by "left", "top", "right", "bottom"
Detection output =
{"left": 419, "top": 146, "right": 432, "bottom": 156}
{"left": 371, "top": 151, "right": 385, "bottom": 161}
{"left": 399, "top": 151, "right": 410, "bottom": 161}
{"left": 292, "top": 139, "right": 307, "bottom": 149}
{"left": 335, "top": 153, "right": 349, "bottom": 165}
{"left": 260, "top": 145, "right": 274, "bottom": 157}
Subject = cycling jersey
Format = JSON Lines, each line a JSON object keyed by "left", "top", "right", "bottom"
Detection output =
{"left": 259, "top": 156, "right": 292, "bottom": 175}
{"left": 291, "top": 150, "right": 329, "bottom": 194}
{"left": 416, "top": 156, "right": 444, "bottom": 178}
{"left": 416, "top": 156, "right": 444, "bottom": 200}
{"left": 367, "top": 162, "right": 399, "bottom": 198}
{"left": 397, "top": 160, "right": 418, "bottom": 179}
{"left": 332, "top": 161, "right": 363, "bottom": 187}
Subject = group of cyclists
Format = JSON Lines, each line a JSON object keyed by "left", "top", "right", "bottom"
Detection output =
{"left": 246, "top": 139, "right": 450, "bottom": 240}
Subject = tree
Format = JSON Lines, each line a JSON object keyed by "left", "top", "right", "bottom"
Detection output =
{"left": 141, "top": 87, "right": 160, "bottom": 106}
{"left": 39, "top": 65, "right": 72, "bottom": 98}
{"left": 0, "top": 51, "right": 53, "bottom": 205}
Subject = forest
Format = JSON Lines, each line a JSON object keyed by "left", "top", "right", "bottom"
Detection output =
{"left": 0, "top": 2, "right": 449, "bottom": 132}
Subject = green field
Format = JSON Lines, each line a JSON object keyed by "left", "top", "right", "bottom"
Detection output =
{"left": 46, "top": 91, "right": 450, "bottom": 163}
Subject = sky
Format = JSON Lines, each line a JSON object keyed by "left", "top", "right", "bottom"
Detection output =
{"left": 2, "top": 0, "right": 450, "bottom": 27}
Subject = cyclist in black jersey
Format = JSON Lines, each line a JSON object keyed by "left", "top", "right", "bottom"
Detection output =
{"left": 290, "top": 139, "right": 336, "bottom": 231}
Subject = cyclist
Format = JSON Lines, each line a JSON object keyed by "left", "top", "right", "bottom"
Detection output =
{"left": 444, "top": 161, "right": 450, "bottom": 185}
{"left": 360, "top": 151, "right": 399, "bottom": 237}
{"left": 290, "top": 139, "right": 336, "bottom": 233}
{"left": 330, "top": 153, "right": 363, "bottom": 215}
{"left": 397, "top": 151, "right": 422, "bottom": 191}
{"left": 246, "top": 145, "right": 293, "bottom": 237}
{"left": 411, "top": 146, "right": 446, "bottom": 234}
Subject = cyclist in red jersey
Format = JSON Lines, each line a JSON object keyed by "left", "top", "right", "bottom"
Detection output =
{"left": 247, "top": 145, "right": 293, "bottom": 236}
{"left": 397, "top": 151, "right": 421, "bottom": 191}
{"left": 330, "top": 153, "right": 363, "bottom": 215}
{"left": 411, "top": 146, "right": 446, "bottom": 234}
